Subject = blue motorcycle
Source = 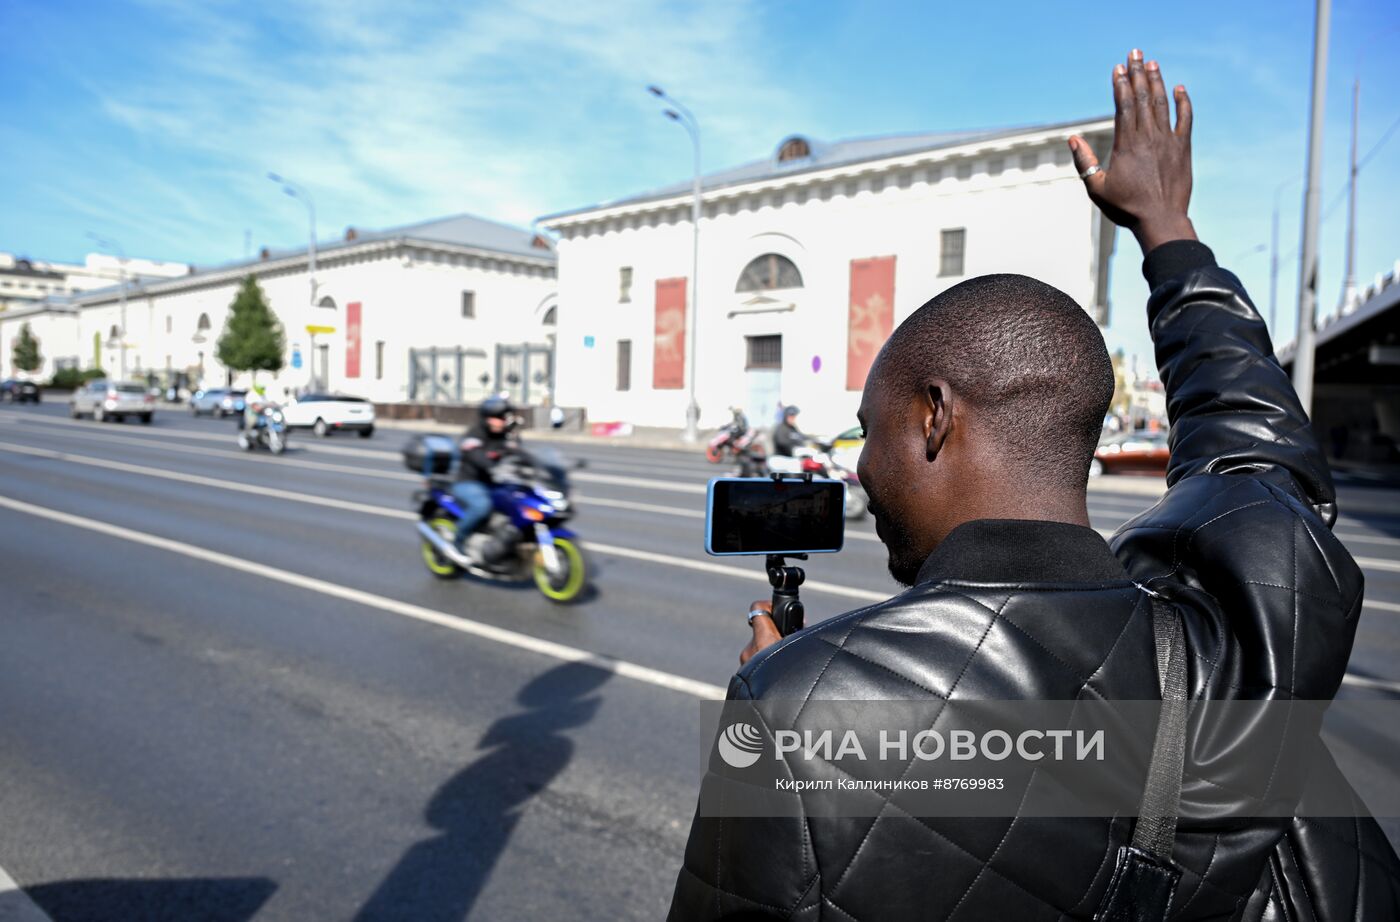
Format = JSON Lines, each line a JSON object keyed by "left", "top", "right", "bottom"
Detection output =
{"left": 406, "top": 436, "right": 586, "bottom": 603}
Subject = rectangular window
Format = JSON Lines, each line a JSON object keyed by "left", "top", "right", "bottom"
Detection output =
{"left": 1019, "top": 150, "right": 1040, "bottom": 171}
{"left": 619, "top": 266, "right": 633, "bottom": 303}
{"left": 375, "top": 340, "right": 385, "bottom": 380}
{"left": 939, "top": 228, "right": 966, "bottom": 277}
{"left": 165, "top": 315, "right": 172, "bottom": 334}
{"left": 987, "top": 157, "right": 1004, "bottom": 176}
{"left": 745, "top": 334, "right": 782, "bottom": 370}
{"left": 461, "top": 290, "right": 476, "bottom": 318}
{"left": 955, "top": 162, "right": 972, "bottom": 181}
{"left": 616, "top": 339, "right": 632, "bottom": 391}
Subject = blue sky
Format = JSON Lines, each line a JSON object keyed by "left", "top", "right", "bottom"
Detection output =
{"left": 3, "top": 0, "right": 1397, "bottom": 368}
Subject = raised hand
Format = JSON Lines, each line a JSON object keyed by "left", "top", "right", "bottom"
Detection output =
{"left": 1070, "top": 49, "right": 1197, "bottom": 254}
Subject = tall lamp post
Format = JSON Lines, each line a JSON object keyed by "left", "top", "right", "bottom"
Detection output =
{"left": 87, "top": 232, "right": 128, "bottom": 379}
{"left": 1292, "top": 0, "right": 1330, "bottom": 415}
{"left": 647, "top": 84, "right": 702, "bottom": 442}
{"left": 267, "top": 172, "right": 319, "bottom": 386}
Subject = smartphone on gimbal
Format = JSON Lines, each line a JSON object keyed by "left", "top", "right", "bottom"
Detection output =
{"left": 705, "top": 476, "right": 846, "bottom": 636}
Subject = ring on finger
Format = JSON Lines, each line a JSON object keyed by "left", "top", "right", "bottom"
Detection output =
{"left": 1079, "top": 165, "right": 1102, "bottom": 180}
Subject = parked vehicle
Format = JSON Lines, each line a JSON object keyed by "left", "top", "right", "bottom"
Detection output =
{"left": 237, "top": 404, "right": 289, "bottom": 454}
{"left": 282, "top": 393, "right": 376, "bottom": 438}
{"left": 766, "top": 440, "right": 868, "bottom": 520}
{"left": 1091, "top": 430, "right": 1170, "bottom": 477}
{"left": 406, "top": 435, "right": 586, "bottom": 603}
{"left": 70, "top": 380, "right": 154, "bottom": 423}
{"left": 189, "top": 388, "right": 247, "bottom": 417}
{"left": 0, "top": 379, "right": 41, "bottom": 404}
{"left": 705, "top": 408, "right": 765, "bottom": 475}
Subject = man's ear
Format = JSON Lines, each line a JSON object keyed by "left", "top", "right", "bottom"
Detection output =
{"left": 924, "top": 380, "right": 954, "bottom": 461}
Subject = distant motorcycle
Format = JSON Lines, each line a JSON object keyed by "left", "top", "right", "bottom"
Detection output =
{"left": 237, "top": 405, "right": 288, "bottom": 455}
{"left": 706, "top": 409, "right": 766, "bottom": 476}
{"left": 406, "top": 436, "right": 587, "bottom": 603}
{"left": 766, "top": 441, "right": 868, "bottom": 520}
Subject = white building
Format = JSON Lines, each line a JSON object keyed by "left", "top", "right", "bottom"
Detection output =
{"left": 0, "top": 251, "right": 190, "bottom": 311}
{"left": 539, "top": 117, "right": 1116, "bottom": 436}
{"left": 1, "top": 214, "right": 559, "bottom": 406}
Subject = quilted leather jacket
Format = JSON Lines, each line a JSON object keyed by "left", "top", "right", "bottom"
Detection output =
{"left": 668, "top": 241, "right": 1400, "bottom": 921}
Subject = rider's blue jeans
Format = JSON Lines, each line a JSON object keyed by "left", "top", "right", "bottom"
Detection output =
{"left": 449, "top": 480, "right": 493, "bottom": 550}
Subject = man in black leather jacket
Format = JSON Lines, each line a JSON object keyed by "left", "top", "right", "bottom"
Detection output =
{"left": 668, "top": 50, "right": 1400, "bottom": 921}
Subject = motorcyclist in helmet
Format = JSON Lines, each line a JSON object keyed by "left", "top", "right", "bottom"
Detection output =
{"left": 771, "top": 405, "right": 809, "bottom": 458}
{"left": 452, "top": 396, "right": 523, "bottom": 557}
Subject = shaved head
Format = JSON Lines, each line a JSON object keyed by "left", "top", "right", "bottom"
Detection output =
{"left": 858, "top": 274, "right": 1114, "bottom": 584}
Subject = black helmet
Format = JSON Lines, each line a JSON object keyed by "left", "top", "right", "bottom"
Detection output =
{"left": 480, "top": 396, "right": 512, "bottom": 419}
{"left": 783, "top": 405, "right": 800, "bottom": 418}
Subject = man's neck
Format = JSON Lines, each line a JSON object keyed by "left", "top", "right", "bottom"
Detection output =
{"left": 937, "top": 492, "right": 1092, "bottom": 544}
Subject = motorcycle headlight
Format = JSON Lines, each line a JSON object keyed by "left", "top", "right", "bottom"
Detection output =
{"left": 270, "top": 410, "right": 284, "bottom": 423}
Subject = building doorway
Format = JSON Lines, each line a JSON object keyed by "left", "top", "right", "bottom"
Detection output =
{"left": 745, "top": 334, "right": 783, "bottom": 426}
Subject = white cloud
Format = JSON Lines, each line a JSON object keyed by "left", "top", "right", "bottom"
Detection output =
{"left": 76, "top": 0, "right": 808, "bottom": 260}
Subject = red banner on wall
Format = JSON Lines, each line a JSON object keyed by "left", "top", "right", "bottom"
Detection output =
{"left": 846, "top": 256, "right": 896, "bottom": 390}
{"left": 346, "top": 301, "right": 362, "bottom": 379}
{"left": 653, "top": 278, "right": 687, "bottom": 390}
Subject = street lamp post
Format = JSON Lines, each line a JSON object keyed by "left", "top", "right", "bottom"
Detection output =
{"left": 87, "top": 232, "right": 128, "bottom": 379}
{"left": 1292, "top": 0, "right": 1330, "bottom": 415}
{"left": 647, "top": 85, "right": 702, "bottom": 442}
{"left": 268, "top": 172, "right": 319, "bottom": 386}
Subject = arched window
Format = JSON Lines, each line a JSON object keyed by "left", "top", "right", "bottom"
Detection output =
{"left": 542, "top": 306, "right": 557, "bottom": 326}
{"left": 318, "top": 296, "right": 336, "bottom": 310}
{"left": 736, "top": 254, "right": 803, "bottom": 293}
{"left": 196, "top": 313, "right": 211, "bottom": 332}
{"left": 776, "top": 136, "right": 812, "bottom": 163}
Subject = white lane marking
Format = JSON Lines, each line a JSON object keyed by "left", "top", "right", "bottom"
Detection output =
{"left": 17, "top": 412, "right": 1397, "bottom": 540}
{"left": 0, "top": 863, "right": 55, "bottom": 922}
{"left": 3, "top": 427, "right": 1392, "bottom": 581}
{"left": 0, "top": 441, "right": 889, "bottom": 604}
{"left": 3, "top": 488, "right": 1392, "bottom": 697}
{"left": 0, "top": 440, "right": 412, "bottom": 519}
{"left": 1341, "top": 673, "right": 1400, "bottom": 694}
{"left": 6, "top": 413, "right": 704, "bottom": 496}
{"left": 1364, "top": 599, "right": 1400, "bottom": 614}
{"left": 0, "top": 493, "right": 727, "bottom": 700}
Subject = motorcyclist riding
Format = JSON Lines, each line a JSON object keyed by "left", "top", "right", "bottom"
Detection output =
{"left": 771, "top": 405, "right": 809, "bottom": 458}
{"left": 452, "top": 396, "right": 523, "bottom": 558}
{"left": 241, "top": 385, "right": 269, "bottom": 431}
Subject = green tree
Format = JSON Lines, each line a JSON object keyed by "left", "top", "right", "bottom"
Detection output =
{"left": 217, "top": 275, "right": 285, "bottom": 381}
{"left": 13, "top": 322, "right": 42, "bottom": 373}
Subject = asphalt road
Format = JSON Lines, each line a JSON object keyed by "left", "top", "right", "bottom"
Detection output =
{"left": 1, "top": 401, "right": 1397, "bottom": 921}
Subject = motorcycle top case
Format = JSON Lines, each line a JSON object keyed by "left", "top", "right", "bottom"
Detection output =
{"left": 402, "top": 434, "right": 458, "bottom": 476}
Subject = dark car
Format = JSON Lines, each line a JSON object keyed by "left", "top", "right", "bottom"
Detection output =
{"left": 0, "top": 379, "right": 41, "bottom": 403}
{"left": 1090, "top": 430, "right": 1170, "bottom": 477}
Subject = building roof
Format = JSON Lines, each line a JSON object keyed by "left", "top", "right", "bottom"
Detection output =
{"left": 539, "top": 115, "right": 1110, "bottom": 223}
{"left": 352, "top": 212, "right": 552, "bottom": 260}
{"left": 34, "top": 210, "right": 554, "bottom": 309}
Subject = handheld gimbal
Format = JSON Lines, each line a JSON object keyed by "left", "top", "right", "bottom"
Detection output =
{"left": 764, "top": 471, "right": 813, "bottom": 636}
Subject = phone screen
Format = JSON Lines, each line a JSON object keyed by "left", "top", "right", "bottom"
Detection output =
{"left": 705, "top": 478, "right": 846, "bottom": 556}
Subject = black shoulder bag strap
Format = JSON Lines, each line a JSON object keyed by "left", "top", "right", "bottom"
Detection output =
{"left": 1094, "top": 592, "right": 1189, "bottom": 922}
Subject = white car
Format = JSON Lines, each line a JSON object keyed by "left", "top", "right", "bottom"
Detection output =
{"left": 281, "top": 393, "right": 375, "bottom": 437}
{"left": 71, "top": 380, "right": 155, "bottom": 423}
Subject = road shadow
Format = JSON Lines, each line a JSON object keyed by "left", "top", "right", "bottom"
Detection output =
{"left": 353, "top": 661, "right": 611, "bottom": 921}
{"left": 15, "top": 876, "right": 276, "bottom": 921}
